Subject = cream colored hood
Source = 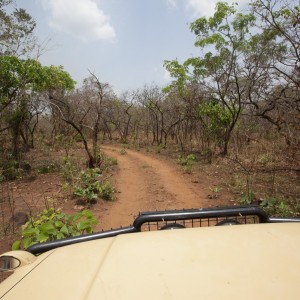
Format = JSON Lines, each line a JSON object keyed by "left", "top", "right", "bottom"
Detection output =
{"left": 1, "top": 223, "right": 300, "bottom": 299}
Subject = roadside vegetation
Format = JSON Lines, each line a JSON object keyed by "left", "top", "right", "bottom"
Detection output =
{"left": 0, "top": 0, "right": 299, "bottom": 257}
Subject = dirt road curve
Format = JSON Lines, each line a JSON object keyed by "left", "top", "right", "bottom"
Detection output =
{"left": 99, "top": 146, "right": 210, "bottom": 229}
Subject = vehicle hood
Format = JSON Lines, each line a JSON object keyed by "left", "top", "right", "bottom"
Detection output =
{"left": 1, "top": 223, "right": 300, "bottom": 299}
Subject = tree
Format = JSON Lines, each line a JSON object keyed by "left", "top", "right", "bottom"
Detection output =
{"left": 165, "top": 0, "right": 300, "bottom": 154}
{"left": 0, "top": 56, "right": 75, "bottom": 161}
{"left": 247, "top": 0, "right": 300, "bottom": 145}
{"left": 57, "top": 73, "right": 115, "bottom": 168}
{"left": 137, "top": 85, "right": 167, "bottom": 145}
{"left": 0, "top": 0, "right": 36, "bottom": 56}
{"left": 165, "top": 2, "right": 256, "bottom": 155}
{"left": 104, "top": 92, "right": 135, "bottom": 143}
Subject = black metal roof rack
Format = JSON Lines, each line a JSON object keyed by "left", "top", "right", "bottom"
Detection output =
{"left": 27, "top": 205, "right": 300, "bottom": 255}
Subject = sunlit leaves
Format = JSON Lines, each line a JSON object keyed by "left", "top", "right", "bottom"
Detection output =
{"left": 194, "top": 33, "right": 227, "bottom": 49}
{"left": 0, "top": 56, "right": 75, "bottom": 99}
{"left": 41, "top": 65, "right": 76, "bottom": 92}
{"left": 12, "top": 208, "right": 98, "bottom": 250}
{"left": 199, "top": 101, "right": 232, "bottom": 135}
{"left": 163, "top": 60, "right": 189, "bottom": 92}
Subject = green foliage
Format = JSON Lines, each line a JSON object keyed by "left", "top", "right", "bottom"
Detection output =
{"left": 163, "top": 60, "right": 189, "bottom": 92}
{"left": 209, "top": 186, "right": 222, "bottom": 193}
{"left": 99, "top": 181, "right": 115, "bottom": 201}
{"left": 0, "top": 157, "right": 31, "bottom": 181}
{"left": 61, "top": 156, "right": 77, "bottom": 183}
{"left": 260, "top": 197, "right": 293, "bottom": 217}
{"left": 73, "top": 168, "right": 115, "bottom": 204}
{"left": 163, "top": 1, "right": 265, "bottom": 156}
{"left": 199, "top": 101, "right": 232, "bottom": 137}
{"left": 239, "top": 190, "right": 255, "bottom": 205}
{"left": 40, "top": 65, "right": 76, "bottom": 92}
{"left": 0, "top": 56, "right": 75, "bottom": 161}
{"left": 12, "top": 208, "right": 97, "bottom": 250}
{"left": 190, "top": 2, "right": 255, "bottom": 53}
{"left": 177, "top": 154, "right": 196, "bottom": 173}
{"left": 74, "top": 168, "right": 102, "bottom": 203}
{"left": 0, "top": 57, "right": 47, "bottom": 96}
{"left": 73, "top": 186, "right": 97, "bottom": 202}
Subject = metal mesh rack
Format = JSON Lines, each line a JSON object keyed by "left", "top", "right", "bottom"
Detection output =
{"left": 134, "top": 206, "right": 266, "bottom": 232}
{"left": 140, "top": 215, "right": 260, "bottom": 231}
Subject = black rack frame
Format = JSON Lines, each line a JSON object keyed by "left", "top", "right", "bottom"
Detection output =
{"left": 27, "top": 206, "right": 300, "bottom": 255}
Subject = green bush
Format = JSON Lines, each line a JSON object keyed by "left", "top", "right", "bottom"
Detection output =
{"left": 99, "top": 181, "right": 115, "bottom": 201}
{"left": 260, "top": 197, "right": 293, "bottom": 217}
{"left": 61, "top": 156, "right": 77, "bottom": 182}
{"left": 239, "top": 190, "right": 255, "bottom": 205}
{"left": 12, "top": 208, "right": 97, "bottom": 250}
{"left": 0, "top": 159, "right": 24, "bottom": 181}
{"left": 177, "top": 154, "right": 196, "bottom": 173}
{"left": 73, "top": 168, "right": 115, "bottom": 204}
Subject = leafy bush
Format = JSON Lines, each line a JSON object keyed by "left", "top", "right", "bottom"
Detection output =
{"left": 177, "top": 154, "right": 196, "bottom": 173}
{"left": 239, "top": 190, "right": 255, "bottom": 205}
{"left": 198, "top": 101, "right": 232, "bottom": 142}
{"left": 260, "top": 197, "right": 293, "bottom": 217}
{"left": 0, "top": 159, "right": 25, "bottom": 181}
{"left": 61, "top": 156, "right": 77, "bottom": 182}
{"left": 12, "top": 208, "right": 97, "bottom": 250}
{"left": 99, "top": 181, "right": 115, "bottom": 201}
{"left": 73, "top": 168, "right": 115, "bottom": 204}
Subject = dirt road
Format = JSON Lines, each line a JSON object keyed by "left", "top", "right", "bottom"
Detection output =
{"left": 0, "top": 144, "right": 228, "bottom": 256}
{"left": 98, "top": 146, "right": 210, "bottom": 229}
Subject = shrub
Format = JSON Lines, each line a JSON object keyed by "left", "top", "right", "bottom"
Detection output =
{"left": 73, "top": 168, "right": 115, "bottom": 204}
{"left": 0, "top": 159, "right": 25, "bottom": 181}
{"left": 177, "top": 154, "right": 196, "bottom": 173}
{"left": 12, "top": 208, "right": 97, "bottom": 250}
{"left": 99, "top": 181, "right": 115, "bottom": 201}
{"left": 239, "top": 190, "right": 255, "bottom": 205}
{"left": 61, "top": 156, "right": 77, "bottom": 183}
{"left": 260, "top": 197, "right": 293, "bottom": 217}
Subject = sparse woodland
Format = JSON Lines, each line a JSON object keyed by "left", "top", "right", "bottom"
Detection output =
{"left": 0, "top": 0, "right": 299, "bottom": 255}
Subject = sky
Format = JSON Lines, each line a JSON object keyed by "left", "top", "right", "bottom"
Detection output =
{"left": 19, "top": 0, "right": 248, "bottom": 94}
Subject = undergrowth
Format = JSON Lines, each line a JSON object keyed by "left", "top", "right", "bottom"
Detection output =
{"left": 73, "top": 168, "right": 115, "bottom": 204}
{"left": 177, "top": 154, "right": 196, "bottom": 173}
{"left": 12, "top": 208, "right": 97, "bottom": 250}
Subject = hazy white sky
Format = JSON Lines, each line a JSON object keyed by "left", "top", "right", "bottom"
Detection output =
{"left": 20, "top": 0, "right": 247, "bottom": 93}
